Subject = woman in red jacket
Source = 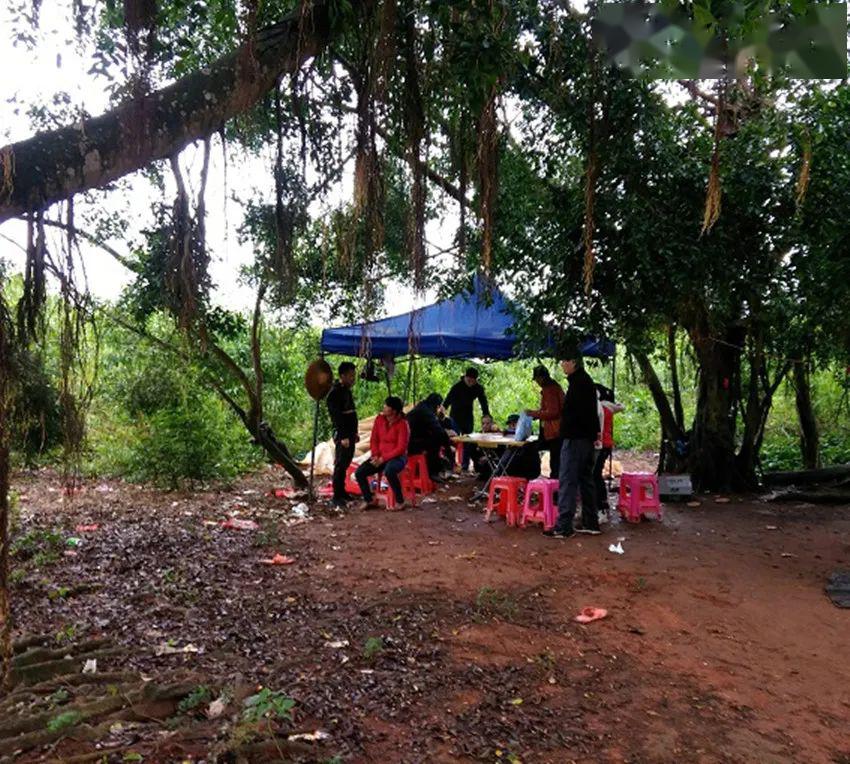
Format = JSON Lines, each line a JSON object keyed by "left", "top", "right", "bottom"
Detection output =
{"left": 356, "top": 396, "right": 410, "bottom": 510}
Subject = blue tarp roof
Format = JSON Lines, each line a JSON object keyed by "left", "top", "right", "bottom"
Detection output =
{"left": 320, "top": 276, "right": 614, "bottom": 360}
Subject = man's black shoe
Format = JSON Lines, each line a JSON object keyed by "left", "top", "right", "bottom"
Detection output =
{"left": 543, "top": 528, "right": 575, "bottom": 539}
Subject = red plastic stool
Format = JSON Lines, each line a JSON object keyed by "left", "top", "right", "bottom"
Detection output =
{"left": 617, "top": 472, "right": 662, "bottom": 523}
{"left": 406, "top": 453, "right": 434, "bottom": 496}
{"left": 375, "top": 464, "right": 418, "bottom": 510}
{"left": 521, "top": 478, "right": 559, "bottom": 530}
{"left": 345, "top": 463, "right": 362, "bottom": 496}
{"left": 486, "top": 476, "right": 527, "bottom": 523}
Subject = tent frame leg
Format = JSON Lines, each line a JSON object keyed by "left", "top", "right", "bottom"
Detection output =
{"left": 308, "top": 350, "right": 323, "bottom": 501}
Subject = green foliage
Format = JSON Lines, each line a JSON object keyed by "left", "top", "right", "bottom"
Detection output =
{"left": 46, "top": 710, "right": 82, "bottom": 733}
{"left": 363, "top": 636, "right": 384, "bottom": 660}
{"left": 474, "top": 586, "right": 518, "bottom": 622}
{"left": 177, "top": 685, "right": 213, "bottom": 715}
{"left": 242, "top": 688, "right": 295, "bottom": 723}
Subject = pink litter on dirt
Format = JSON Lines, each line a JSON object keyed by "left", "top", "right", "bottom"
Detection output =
{"left": 220, "top": 518, "right": 259, "bottom": 531}
{"left": 575, "top": 607, "right": 608, "bottom": 624}
{"left": 273, "top": 488, "right": 296, "bottom": 498}
{"left": 75, "top": 524, "right": 99, "bottom": 532}
{"left": 260, "top": 553, "right": 296, "bottom": 565}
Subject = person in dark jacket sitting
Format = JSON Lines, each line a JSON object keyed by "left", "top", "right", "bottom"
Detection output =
{"left": 407, "top": 393, "right": 452, "bottom": 481}
{"left": 444, "top": 367, "right": 490, "bottom": 470}
{"left": 546, "top": 349, "right": 600, "bottom": 539}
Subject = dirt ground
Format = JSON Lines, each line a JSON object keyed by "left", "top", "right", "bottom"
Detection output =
{"left": 5, "top": 457, "right": 850, "bottom": 763}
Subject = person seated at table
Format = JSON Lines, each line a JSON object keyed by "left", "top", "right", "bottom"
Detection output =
{"left": 355, "top": 396, "right": 410, "bottom": 511}
{"left": 502, "top": 440, "right": 542, "bottom": 481}
{"left": 474, "top": 414, "right": 520, "bottom": 479}
{"left": 407, "top": 393, "right": 453, "bottom": 482}
{"left": 436, "top": 404, "right": 458, "bottom": 436}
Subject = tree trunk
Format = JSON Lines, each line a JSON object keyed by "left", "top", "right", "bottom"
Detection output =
{"left": 667, "top": 323, "right": 685, "bottom": 430}
{"left": 0, "top": 0, "right": 369, "bottom": 221}
{"left": 793, "top": 360, "right": 820, "bottom": 470}
{"left": 631, "top": 349, "right": 687, "bottom": 473}
{"left": 0, "top": 298, "right": 13, "bottom": 689}
{"left": 688, "top": 325, "right": 744, "bottom": 491}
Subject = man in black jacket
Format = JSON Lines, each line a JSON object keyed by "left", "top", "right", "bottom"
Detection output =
{"left": 444, "top": 367, "right": 490, "bottom": 470}
{"left": 326, "top": 361, "right": 358, "bottom": 508}
{"left": 407, "top": 393, "right": 452, "bottom": 480}
{"left": 546, "top": 352, "right": 600, "bottom": 538}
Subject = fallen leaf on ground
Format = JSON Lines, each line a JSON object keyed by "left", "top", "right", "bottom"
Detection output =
{"left": 260, "top": 553, "right": 296, "bottom": 565}
{"left": 220, "top": 518, "right": 259, "bottom": 530}
{"left": 288, "top": 730, "right": 331, "bottom": 742}
{"left": 324, "top": 640, "right": 349, "bottom": 649}
{"left": 155, "top": 642, "right": 201, "bottom": 656}
{"left": 510, "top": 697, "right": 524, "bottom": 705}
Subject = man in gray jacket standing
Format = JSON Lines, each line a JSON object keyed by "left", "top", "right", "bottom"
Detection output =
{"left": 545, "top": 349, "right": 600, "bottom": 538}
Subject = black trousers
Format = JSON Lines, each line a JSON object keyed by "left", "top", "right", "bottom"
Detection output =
{"left": 593, "top": 446, "right": 612, "bottom": 510}
{"left": 538, "top": 436, "right": 564, "bottom": 479}
{"left": 332, "top": 440, "right": 355, "bottom": 502}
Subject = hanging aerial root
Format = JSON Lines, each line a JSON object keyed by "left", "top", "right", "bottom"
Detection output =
{"left": 795, "top": 137, "right": 812, "bottom": 206}
{"left": 701, "top": 143, "right": 722, "bottom": 234}
{"left": 582, "top": 149, "right": 598, "bottom": 295}
{"left": 0, "top": 147, "right": 14, "bottom": 204}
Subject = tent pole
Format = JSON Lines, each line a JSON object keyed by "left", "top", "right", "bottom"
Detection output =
{"left": 308, "top": 350, "right": 323, "bottom": 501}
{"left": 608, "top": 350, "right": 616, "bottom": 483}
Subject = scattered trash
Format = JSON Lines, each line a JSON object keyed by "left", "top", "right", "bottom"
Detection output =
{"left": 427, "top": 540, "right": 440, "bottom": 546}
{"left": 780, "top": 553, "right": 796, "bottom": 558}
{"left": 66, "top": 537, "right": 82, "bottom": 547}
{"left": 331, "top": 545, "right": 341, "bottom": 551}
{"left": 155, "top": 642, "right": 201, "bottom": 656}
{"left": 324, "top": 639, "right": 349, "bottom": 649}
{"left": 325, "top": 563, "right": 335, "bottom": 570}
{"left": 82, "top": 659, "right": 97, "bottom": 674}
{"left": 75, "top": 523, "right": 99, "bottom": 532}
{"left": 63, "top": 550, "right": 77, "bottom": 557}
{"left": 94, "top": 484, "right": 114, "bottom": 493}
{"left": 260, "top": 553, "right": 296, "bottom": 566}
{"left": 220, "top": 518, "right": 259, "bottom": 531}
{"left": 288, "top": 730, "right": 332, "bottom": 742}
{"left": 455, "top": 551, "right": 477, "bottom": 560}
{"left": 575, "top": 607, "right": 608, "bottom": 624}
{"left": 273, "top": 488, "right": 294, "bottom": 498}
{"left": 207, "top": 697, "right": 228, "bottom": 718}
{"left": 290, "top": 503, "right": 310, "bottom": 518}
{"left": 714, "top": 497, "right": 730, "bottom": 504}
{"left": 421, "top": 497, "right": 438, "bottom": 504}
{"left": 448, "top": 496, "right": 463, "bottom": 502}
{"left": 509, "top": 697, "right": 524, "bottom": 706}
{"left": 608, "top": 542, "right": 625, "bottom": 555}
{"left": 766, "top": 525, "right": 778, "bottom": 530}
{"left": 686, "top": 501, "right": 701, "bottom": 507}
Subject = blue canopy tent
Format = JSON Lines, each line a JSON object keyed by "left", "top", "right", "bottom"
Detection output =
{"left": 308, "top": 276, "right": 616, "bottom": 492}
{"left": 320, "top": 276, "right": 615, "bottom": 360}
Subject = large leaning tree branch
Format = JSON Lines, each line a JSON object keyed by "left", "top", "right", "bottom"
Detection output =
{"left": 0, "top": 0, "right": 371, "bottom": 223}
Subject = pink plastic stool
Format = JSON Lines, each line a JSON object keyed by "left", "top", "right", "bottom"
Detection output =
{"left": 486, "top": 476, "right": 527, "bottom": 523}
{"left": 617, "top": 472, "right": 662, "bottom": 523}
{"left": 520, "top": 478, "right": 559, "bottom": 530}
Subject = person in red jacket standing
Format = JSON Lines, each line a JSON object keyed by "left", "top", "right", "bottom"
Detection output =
{"left": 594, "top": 384, "right": 625, "bottom": 521}
{"left": 356, "top": 396, "right": 410, "bottom": 510}
{"left": 525, "top": 365, "right": 566, "bottom": 478}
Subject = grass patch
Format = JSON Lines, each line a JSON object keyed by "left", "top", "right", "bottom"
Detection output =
{"left": 474, "top": 587, "right": 519, "bottom": 622}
